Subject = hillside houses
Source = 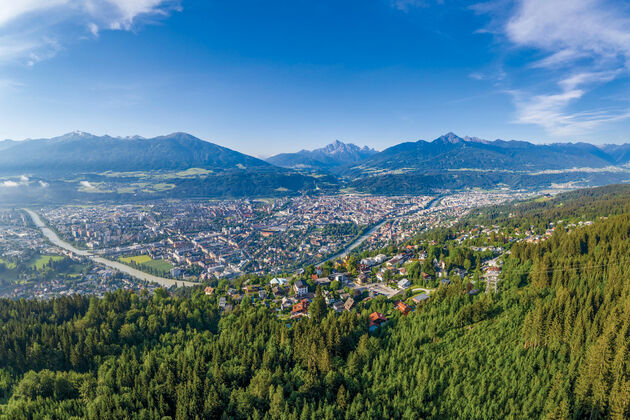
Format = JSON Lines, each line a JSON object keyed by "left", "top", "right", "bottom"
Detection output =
{"left": 293, "top": 280, "right": 308, "bottom": 296}
{"left": 484, "top": 266, "right": 501, "bottom": 292}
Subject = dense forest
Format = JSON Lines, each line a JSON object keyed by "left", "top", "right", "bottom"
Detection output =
{"left": 2, "top": 185, "right": 630, "bottom": 418}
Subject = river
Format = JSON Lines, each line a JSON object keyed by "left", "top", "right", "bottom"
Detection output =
{"left": 317, "top": 195, "right": 443, "bottom": 265}
{"left": 23, "top": 209, "right": 197, "bottom": 288}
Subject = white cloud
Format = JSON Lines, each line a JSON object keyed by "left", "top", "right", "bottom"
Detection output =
{"left": 0, "top": 0, "right": 181, "bottom": 66}
{"left": 505, "top": 0, "right": 630, "bottom": 68}
{"left": 80, "top": 180, "right": 94, "bottom": 189}
{"left": 39, "top": 180, "right": 49, "bottom": 188}
{"left": 511, "top": 70, "right": 630, "bottom": 136}
{"left": 476, "top": 0, "right": 630, "bottom": 136}
{"left": 88, "top": 22, "right": 99, "bottom": 37}
{"left": 0, "top": 175, "right": 32, "bottom": 188}
{"left": 512, "top": 84, "right": 630, "bottom": 136}
{"left": 0, "top": 0, "right": 69, "bottom": 27}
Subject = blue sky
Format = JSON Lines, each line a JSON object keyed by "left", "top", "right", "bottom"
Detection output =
{"left": 1, "top": 0, "right": 630, "bottom": 156}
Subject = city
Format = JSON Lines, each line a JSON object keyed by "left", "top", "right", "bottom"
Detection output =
{"left": 0, "top": 190, "right": 535, "bottom": 300}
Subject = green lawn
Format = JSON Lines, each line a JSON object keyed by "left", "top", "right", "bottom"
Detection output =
{"left": 120, "top": 255, "right": 152, "bottom": 264}
{"left": 31, "top": 255, "right": 64, "bottom": 270}
{"left": 119, "top": 255, "right": 173, "bottom": 275}
{"left": 143, "top": 259, "right": 173, "bottom": 272}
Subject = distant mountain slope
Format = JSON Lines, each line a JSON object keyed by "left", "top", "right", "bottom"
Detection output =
{"left": 0, "top": 131, "right": 271, "bottom": 175}
{"left": 266, "top": 140, "right": 376, "bottom": 170}
{"left": 345, "top": 132, "right": 619, "bottom": 176}
{"left": 599, "top": 143, "right": 630, "bottom": 164}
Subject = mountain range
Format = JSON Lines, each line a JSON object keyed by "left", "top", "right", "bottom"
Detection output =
{"left": 1, "top": 131, "right": 630, "bottom": 202}
{"left": 3, "top": 131, "right": 630, "bottom": 177}
{"left": 343, "top": 132, "right": 625, "bottom": 177}
{"left": 0, "top": 131, "right": 271, "bottom": 175}
{"left": 266, "top": 140, "right": 377, "bottom": 170}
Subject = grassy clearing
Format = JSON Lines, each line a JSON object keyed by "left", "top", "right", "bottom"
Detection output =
{"left": 120, "top": 255, "right": 152, "bottom": 264}
{"left": 143, "top": 259, "right": 174, "bottom": 272}
{"left": 31, "top": 255, "right": 64, "bottom": 270}
{"left": 119, "top": 255, "right": 173, "bottom": 275}
{"left": 0, "top": 258, "right": 16, "bottom": 270}
{"left": 534, "top": 196, "right": 553, "bottom": 203}
{"left": 172, "top": 168, "right": 213, "bottom": 177}
{"left": 152, "top": 183, "right": 176, "bottom": 191}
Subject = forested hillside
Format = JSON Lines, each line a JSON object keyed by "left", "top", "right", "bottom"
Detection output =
{"left": 2, "top": 186, "right": 630, "bottom": 419}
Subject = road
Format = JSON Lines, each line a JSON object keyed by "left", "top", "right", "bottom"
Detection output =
{"left": 359, "top": 282, "right": 402, "bottom": 299}
{"left": 411, "top": 287, "right": 436, "bottom": 294}
{"left": 23, "top": 209, "right": 197, "bottom": 288}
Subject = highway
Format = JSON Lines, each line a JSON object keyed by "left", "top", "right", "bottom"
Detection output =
{"left": 23, "top": 209, "right": 197, "bottom": 288}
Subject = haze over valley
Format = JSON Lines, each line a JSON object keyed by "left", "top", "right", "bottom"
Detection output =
{"left": 2, "top": 131, "right": 630, "bottom": 206}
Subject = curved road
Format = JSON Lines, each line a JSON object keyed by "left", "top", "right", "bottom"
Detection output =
{"left": 23, "top": 209, "right": 197, "bottom": 288}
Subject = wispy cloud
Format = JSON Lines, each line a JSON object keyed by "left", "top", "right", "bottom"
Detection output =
{"left": 505, "top": 0, "right": 630, "bottom": 67}
{"left": 391, "top": 0, "right": 445, "bottom": 12}
{"left": 0, "top": 0, "right": 181, "bottom": 66}
{"left": 492, "top": 0, "right": 630, "bottom": 136}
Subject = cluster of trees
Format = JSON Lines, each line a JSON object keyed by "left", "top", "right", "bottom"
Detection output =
{"left": 320, "top": 223, "right": 365, "bottom": 239}
{"left": 0, "top": 254, "right": 86, "bottom": 286}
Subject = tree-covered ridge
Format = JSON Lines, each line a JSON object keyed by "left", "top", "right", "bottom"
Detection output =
{"left": 464, "top": 183, "right": 630, "bottom": 229}
{"left": 2, "top": 186, "right": 630, "bottom": 418}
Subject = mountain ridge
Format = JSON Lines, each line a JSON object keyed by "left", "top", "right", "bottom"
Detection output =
{"left": 343, "top": 132, "right": 625, "bottom": 176}
{"left": 0, "top": 131, "right": 272, "bottom": 175}
{"left": 266, "top": 140, "right": 377, "bottom": 170}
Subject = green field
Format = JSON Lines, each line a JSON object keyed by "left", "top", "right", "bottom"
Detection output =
{"left": 534, "top": 195, "right": 553, "bottom": 202}
{"left": 119, "top": 255, "right": 173, "bottom": 274}
{"left": 151, "top": 183, "right": 176, "bottom": 191}
{"left": 120, "top": 255, "right": 152, "bottom": 264}
{"left": 31, "top": 255, "right": 64, "bottom": 269}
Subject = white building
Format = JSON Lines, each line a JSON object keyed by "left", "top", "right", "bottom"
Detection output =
{"left": 397, "top": 278, "right": 410, "bottom": 289}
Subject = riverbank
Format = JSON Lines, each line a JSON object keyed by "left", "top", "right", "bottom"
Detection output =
{"left": 23, "top": 209, "right": 197, "bottom": 288}
{"left": 316, "top": 195, "right": 443, "bottom": 266}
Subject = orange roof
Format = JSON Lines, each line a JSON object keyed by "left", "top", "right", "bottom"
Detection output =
{"left": 396, "top": 301, "right": 411, "bottom": 313}
{"left": 292, "top": 299, "right": 310, "bottom": 313}
{"left": 369, "top": 312, "right": 387, "bottom": 322}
